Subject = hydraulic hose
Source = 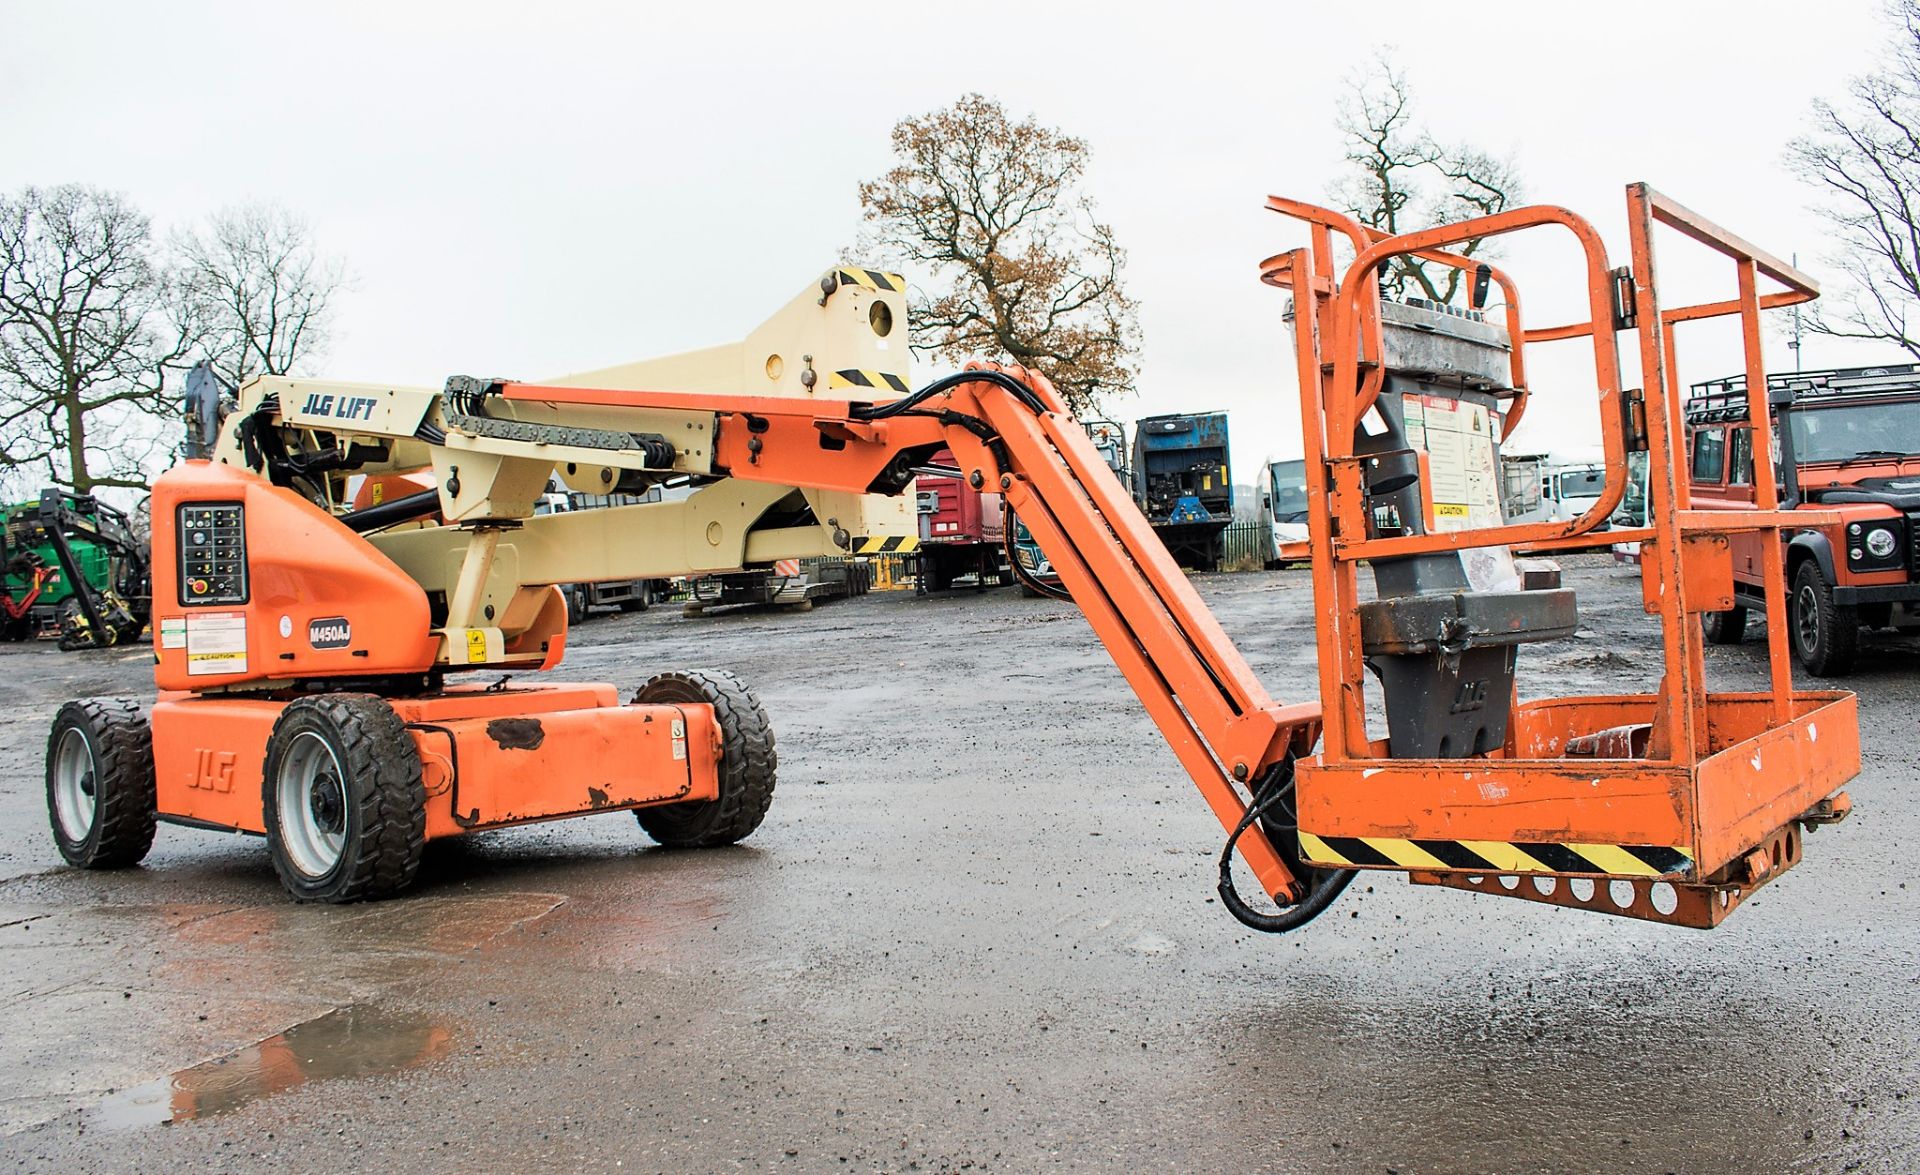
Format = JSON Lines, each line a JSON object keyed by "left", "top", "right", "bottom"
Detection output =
{"left": 850, "top": 369, "right": 1049, "bottom": 421}
{"left": 1216, "top": 759, "right": 1356, "bottom": 932}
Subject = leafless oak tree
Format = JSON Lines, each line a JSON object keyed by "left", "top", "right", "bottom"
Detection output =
{"left": 175, "top": 202, "right": 344, "bottom": 381}
{"left": 855, "top": 93, "right": 1140, "bottom": 417}
{"left": 1331, "top": 53, "right": 1523, "bottom": 305}
{"left": 1788, "top": 1, "right": 1920, "bottom": 356}
{"left": 0, "top": 185, "right": 197, "bottom": 494}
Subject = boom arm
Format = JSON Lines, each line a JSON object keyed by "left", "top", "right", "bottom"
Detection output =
{"left": 471, "top": 362, "right": 1324, "bottom": 904}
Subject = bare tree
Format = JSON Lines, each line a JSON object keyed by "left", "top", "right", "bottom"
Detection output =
{"left": 1331, "top": 52, "right": 1523, "bottom": 305}
{"left": 0, "top": 185, "right": 197, "bottom": 494}
{"left": 855, "top": 93, "right": 1140, "bottom": 417}
{"left": 175, "top": 202, "right": 344, "bottom": 380}
{"left": 1788, "top": 1, "right": 1920, "bottom": 356}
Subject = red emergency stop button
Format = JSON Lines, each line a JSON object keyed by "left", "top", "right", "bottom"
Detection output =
{"left": 191, "top": 579, "right": 209, "bottom": 595}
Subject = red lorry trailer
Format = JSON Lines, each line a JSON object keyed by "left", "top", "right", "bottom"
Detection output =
{"left": 915, "top": 448, "right": 1013, "bottom": 593}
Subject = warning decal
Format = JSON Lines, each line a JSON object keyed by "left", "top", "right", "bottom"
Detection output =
{"left": 1299, "top": 832, "right": 1692, "bottom": 879}
{"left": 158, "top": 617, "right": 186, "bottom": 650}
{"left": 1402, "top": 392, "right": 1520, "bottom": 592}
{"left": 185, "top": 611, "right": 248, "bottom": 676}
{"left": 1407, "top": 394, "right": 1503, "bottom": 531}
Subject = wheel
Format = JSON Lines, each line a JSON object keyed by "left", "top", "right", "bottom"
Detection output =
{"left": 56, "top": 598, "right": 93, "bottom": 650}
{"left": 618, "top": 583, "right": 649, "bottom": 613}
{"left": 563, "top": 585, "right": 587, "bottom": 625}
{"left": 631, "top": 669, "right": 775, "bottom": 847}
{"left": 1791, "top": 560, "right": 1860, "bottom": 677}
{"left": 1702, "top": 605, "right": 1748, "bottom": 645}
{"left": 1019, "top": 581, "right": 1045, "bottom": 599}
{"left": 262, "top": 694, "right": 425, "bottom": 902}
{"left": 46, "top": 698, "right": 156, "bottom": 868}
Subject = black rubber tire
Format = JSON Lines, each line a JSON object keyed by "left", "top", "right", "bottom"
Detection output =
{"left": 1019, "top": 581, "right": 1045, "bottom": 599}
{"left": 1791, "top": 560, "right": 1860, "bottom": 677}
{"left": 1702, "top": 605, "right": 1748, "bottom": 645}
{"left": 46, "top": 698, "right": 157, "bottom": 868}
{"left": 56, "top": 598, "right": 92, "bottom": 650}
{"left": 618, "top": 585, "right": 649, "bottom": 613}
{"left": 262, "top": 694, "right": 426, "bottom": 903}
{"left": 563, "top": 585, "right": 587, "bottom": 625}
{"left": 632, "top": 669, "right": 775, "bottom": 847}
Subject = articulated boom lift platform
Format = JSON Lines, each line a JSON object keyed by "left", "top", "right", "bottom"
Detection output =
{"left": 45, "top": 184, "right": 1854, "bottom": 932}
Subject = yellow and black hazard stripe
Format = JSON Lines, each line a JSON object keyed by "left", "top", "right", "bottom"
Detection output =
{"left": 834, "top": 267, "right": 905, "bottom": 293}
{"left": 829, "top": 369, "right": 910, "bottom": 394}
{"left": 1297, "top": 832, "right": 1692, "bottom": 878}
{"left": 854, "top": 535, "right": 919, "bottom": 555}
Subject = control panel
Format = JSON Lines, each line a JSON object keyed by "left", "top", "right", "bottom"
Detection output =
{"left": 176, "top": 502, "right": 248, "bottom": 605}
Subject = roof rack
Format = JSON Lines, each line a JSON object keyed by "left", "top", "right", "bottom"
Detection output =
{"left": 1685, "top": 364, "right": 1920, "bottom": 424}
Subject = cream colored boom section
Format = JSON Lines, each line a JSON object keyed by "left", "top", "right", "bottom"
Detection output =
{"left": 200, "top": 270, "right": 918, "bottom": 668}
{"left": 372, "top": 482, "right": 878, "bottom": 593}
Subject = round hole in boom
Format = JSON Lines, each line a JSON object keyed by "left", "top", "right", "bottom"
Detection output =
{"left": 765, "top": 354, "right": 784, "bottom": 381}
{"left": 870, "top": 300, "right": 894, "bottom": 338}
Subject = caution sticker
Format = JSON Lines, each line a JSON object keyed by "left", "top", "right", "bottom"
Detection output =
{"left": 1298, "top": 832, "right": 1692, "bottom": 878}
{"left": 853, "top": 535, "right": 919, "bottom": 554}
{"left": 828, "top": 369, "right": 910, "bottom": 394}
{"left": 185, "top": 611, "right": 248, "bottom": 677}
{"left": 465, "top": 630, "right": 488, "bottom": 663}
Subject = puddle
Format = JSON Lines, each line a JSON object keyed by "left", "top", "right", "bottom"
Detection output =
{"left": 90, "top": 1005, "right": 453, "bottom": 1128}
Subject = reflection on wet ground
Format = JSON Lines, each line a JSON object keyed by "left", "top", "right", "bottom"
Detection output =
{"left": 91, "top": 1005, "right": 453, "bottom": 1129}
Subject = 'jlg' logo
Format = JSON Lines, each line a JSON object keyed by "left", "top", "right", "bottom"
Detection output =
{"left": 190, "top": 748, "right": 237, "bottom": 793}
{"left": 299, "top": 392, "right": 378, "bottom": 422}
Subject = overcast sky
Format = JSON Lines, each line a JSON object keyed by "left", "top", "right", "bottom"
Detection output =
{"left": 1, "top": 0, "right": 1901, "bottom": 479}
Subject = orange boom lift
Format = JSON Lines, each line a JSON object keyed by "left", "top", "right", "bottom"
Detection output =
{"left": 46, "top": 183, "right": 1852, "bottom": 930}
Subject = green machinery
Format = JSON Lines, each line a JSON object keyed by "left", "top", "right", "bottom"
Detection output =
{"left": 1, "top": 492, "right": 150, "bottom": 648}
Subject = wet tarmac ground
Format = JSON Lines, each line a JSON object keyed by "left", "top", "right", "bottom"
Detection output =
{"left": 1, "top": 556, "right": 1916, "bottom": 1172}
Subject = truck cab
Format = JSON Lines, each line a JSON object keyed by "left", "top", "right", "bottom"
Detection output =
{"left": 1687, "top": 365, "right": 1920, "bottom": 675}
{"left": 1542, "top": 460, "right": 1608, "bottom": 524}
{"left": 1257, "top": 458, "right": 1310, "bottom": 566}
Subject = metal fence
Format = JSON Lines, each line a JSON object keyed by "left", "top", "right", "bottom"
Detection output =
{"left": 1220, "top": 521, "right": 1271, "bottom": 571}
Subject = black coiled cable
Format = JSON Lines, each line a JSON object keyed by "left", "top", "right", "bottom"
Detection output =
{"left": 1216, "top": 757, "right": 1356, "bottom": 932}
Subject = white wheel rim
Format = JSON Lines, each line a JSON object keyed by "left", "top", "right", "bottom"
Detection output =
{"left": 276, "top": 731, "right": 348, "bottom": 878}
{"left": 52, "top": 727, "right": 97, "bottom": 843}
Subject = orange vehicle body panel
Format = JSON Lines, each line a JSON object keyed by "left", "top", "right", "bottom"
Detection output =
{"left": 149, "top": 683, "right": 720, "bottom": 837}
{"left": 148, "top": 462, "right": 439, "bottom": 690}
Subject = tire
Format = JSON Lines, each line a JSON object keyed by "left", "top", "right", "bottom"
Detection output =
{"left": 262, "top": 694, "right": 426, "bottom": 903}
{"left": 618, "top": 584, "right": 649, "bottom": 613}
{"left": 1019, "top": 581, "right": 1045, "bottom": 599}
{"left": 56, "top": 598, "right": 93, "bottom": 650}
{"left": 563, "top": 585, "right": 587, "bottom": 625}
{"left": 1791, "top": 560, "right": 1860, "bottom": 677}
{"left": 632, "top": 669, "right": 775, "bottom": 847}
{"left": 46, "top": 698, "right": 156, "bottom": 868}
{"left": 1702, "top": 605, "right": 1748, "bottom": 645}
